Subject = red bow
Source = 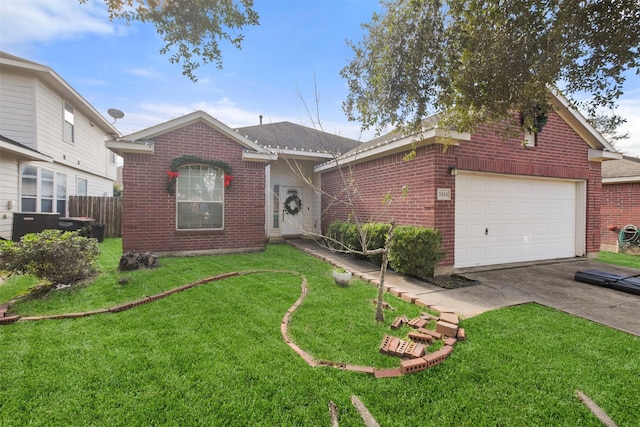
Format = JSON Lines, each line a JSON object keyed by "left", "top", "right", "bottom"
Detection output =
{"left": 166, "top": 171, "right": 179, "bottom": 181}
{"left": 224, "top": 174, "right": 234, "bottom": 188}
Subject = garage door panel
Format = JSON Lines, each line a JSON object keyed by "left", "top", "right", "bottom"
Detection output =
{"left": 469, "top": 201, "right": 486, "bottom": 216}
{"left": 455, "top": 174, "right": 578, "bottom": 268}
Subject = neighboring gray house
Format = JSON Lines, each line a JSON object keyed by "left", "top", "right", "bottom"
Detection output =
{"left": 0, "top": 52, "right": 120, "bottom": 239}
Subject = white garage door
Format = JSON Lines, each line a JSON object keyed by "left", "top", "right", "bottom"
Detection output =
{"left": 455, "top": 173, "right": 578, "bottom": 268}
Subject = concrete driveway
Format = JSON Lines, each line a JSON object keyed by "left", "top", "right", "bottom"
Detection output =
{"left": 396, "top": 259, "right": 640, "bottom": 337}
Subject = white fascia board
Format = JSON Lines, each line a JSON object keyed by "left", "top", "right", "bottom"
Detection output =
{"left": 242, "top": 150, "right": 277, "bottom": 162}
{"left": 588, "top": 148, "right": 623, "bottom": 162}
{"left": 548, "top": 88, "right": 617, "bottom": 153}
{"left": 105, "top": 139, "right": 154, "bottom": 154}
{"left": 270, "top": 148, "right": 335, "bottom": 162}
{"left": 602, "top": 176, "right": 640, "bottom": 184}
{"left": 0, "top": 141, "right": 53, "bottom": 162}
{"left": 314, "top": 128, "right": 469, "bottom": 173}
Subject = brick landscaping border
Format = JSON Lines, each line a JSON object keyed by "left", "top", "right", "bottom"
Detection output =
{"left": 1, "top": 267, "right": 465, "bottom": 378}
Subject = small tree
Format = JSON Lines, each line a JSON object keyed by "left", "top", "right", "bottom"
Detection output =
{"left": 273, "top": 91, "right": 413, "bottom": 323}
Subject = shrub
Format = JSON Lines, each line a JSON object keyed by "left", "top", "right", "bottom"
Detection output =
{"left": 324, "top": 221, "right": 444, "bottom": 275}
{"left": 389, "top": 225, "right": 445, "bottom": 278}
{"left": 0, "top": 229, "right": 100, "bottom": 287}
{"left": 325, "top": 220, "right": 361, "bottom": 252}
{"left": 361, "top": 222, "right": 391, "bottom": 265}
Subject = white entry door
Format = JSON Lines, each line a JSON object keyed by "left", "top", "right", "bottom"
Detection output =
{"left": 281, "top": 187, "right": 303, "bottom": 236}
{"left": 455, "top": 173, "right": 579, "bottom": 268}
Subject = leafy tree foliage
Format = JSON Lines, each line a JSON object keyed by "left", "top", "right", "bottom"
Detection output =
{"left": 588, "top": 112, "right": 629, "bottom": 145}
{"left": 84, "top": 0, "right": 259, "bottom": 81}
{"left": 342, "top": 0, "right": 640, "bottom": 135}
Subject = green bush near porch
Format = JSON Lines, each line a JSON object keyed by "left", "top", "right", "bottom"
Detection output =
{"left": 325, "top": 220, "right": 444, "bottom": 276}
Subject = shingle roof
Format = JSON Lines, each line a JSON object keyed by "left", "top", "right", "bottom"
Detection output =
{"left": 236, "top": 121, "right": 359, "bottom": 155}
{"left": 602, "top": 155, "right": 640, "bottom": 180}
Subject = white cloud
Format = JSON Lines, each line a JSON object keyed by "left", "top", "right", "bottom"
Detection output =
{"left": 614, "top": 96, "right": 640, "bottom": 157}
{"left": 112, "top": 97, "right": 377, "bottom": 142}
{"left": 0, "top": 0, "right": 116, "bottom": 50}
{"left": 125, "top": 67, "right": 164, "bottom": 79}
{"left": 114, "top": 98, "right": 276, "bottom": 135}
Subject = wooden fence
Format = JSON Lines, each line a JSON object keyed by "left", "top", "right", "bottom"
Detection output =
{"left": 69, "top": 196, "right": 122, "bottom": 238}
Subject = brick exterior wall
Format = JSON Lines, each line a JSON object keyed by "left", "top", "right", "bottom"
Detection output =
{"left": 321, "top": 112, "right": 602, "bottom": 268}
{"left": 601, "top": 182, "right": 640, "bottom": 249}
{"left": 121, "top": 121, "right": 266, "bottom": 254}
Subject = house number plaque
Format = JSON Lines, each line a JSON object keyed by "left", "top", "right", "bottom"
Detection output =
{"left": 437, "top": 188, "right": 451, "bottom": 201}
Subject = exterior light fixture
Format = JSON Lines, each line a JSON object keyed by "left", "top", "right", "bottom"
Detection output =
{"left": 448, "top": 166, "right": 458, "bottom": 176}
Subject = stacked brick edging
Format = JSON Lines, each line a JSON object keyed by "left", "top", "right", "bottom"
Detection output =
{"left": 1, "top": 265, "right": 465, "bottom": 378}
{"left": 284, "top": 241, "right": 466, "bottom": 377}
{"left": 0, "top": 272, "right": 241, "bottom": 325}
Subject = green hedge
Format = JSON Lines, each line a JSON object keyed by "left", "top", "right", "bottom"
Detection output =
{"left": 389, "top": 225, "right": 445, "bottom": 278}
{"left": 325, "top": 220, "right": 445, "bottom": 277}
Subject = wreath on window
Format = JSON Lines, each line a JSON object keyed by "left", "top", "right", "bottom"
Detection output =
{"left": 166, "top": 155, "right": 233, "bottom": 195}
{"left": 284, "top": 194, "right": 302, "bottom": 215}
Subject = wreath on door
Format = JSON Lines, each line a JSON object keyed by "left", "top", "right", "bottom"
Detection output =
{"left": 284, "top": 194, "right": 302, "bottom": 215}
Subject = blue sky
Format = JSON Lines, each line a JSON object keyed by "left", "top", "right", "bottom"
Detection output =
{"left": 1, "top": 0, "right": 639, "bottom": 155}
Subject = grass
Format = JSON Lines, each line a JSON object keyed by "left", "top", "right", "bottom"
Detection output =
{"left": 597, "top": 250, "right": 640, "bottom": 269}
{"left": 0, "top": 241, "right": 638, "bottom": 425}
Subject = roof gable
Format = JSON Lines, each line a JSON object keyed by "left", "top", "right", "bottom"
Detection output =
{"left": 0, "top": 51, "right": 119, "bottom": 137}
{"left": 548, "top": 88, "right": 617, "bottom": 153}
{"left": 316, "top": 88, "right": 621, "bottom": 173}
{"left": 121, "top": 111, "right": 270, "bottom": 153}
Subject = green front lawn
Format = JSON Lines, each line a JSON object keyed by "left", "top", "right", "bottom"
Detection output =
{"left": 0, "top": 241, "right": 638, "bottom": 425}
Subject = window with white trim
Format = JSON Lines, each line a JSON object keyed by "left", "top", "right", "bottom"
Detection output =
{"left": 176, "top": 164, "right": 224, "bottom": 230}
{"left": 57, "top": 173, "right": 67, "bottom": 215}
{"left": 273, "top": 184, "right": 280, "bottom": 228}
{"left": 41, "top": 169, "right": 54, "bottom": 212}
{"left": 77, "top": 178, "right": 88, "bottom": 196}
{"left": 20, "top": 165, "right": 67, "bottom": 214}
{"left": 63, "top": 102, "right": 75, "bottom": 143}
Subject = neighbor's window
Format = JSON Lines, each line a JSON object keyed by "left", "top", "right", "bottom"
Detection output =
{"left": 40, "top": 169, "right": 54, "bottom": 212}
{"left": 63, "top": 102, "right": 75, "bottom": 143}
{"left": 273, "top": 184, "right": 280, "bottom": 228}
{"left": 176, "top": 164, "right": 224, "bottom": 230}
{"left": 56, "top": 173, "right": 67, "bottom": 215}
{"left": 20, "top": 165, "right": 67, "bottom": 214}
{"left": 77, "top": 177, "right": 88, "bottom": 196}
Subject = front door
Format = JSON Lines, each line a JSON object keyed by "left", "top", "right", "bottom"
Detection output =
{"left": 281, "top": 187, "right": 303, "bottom": 236}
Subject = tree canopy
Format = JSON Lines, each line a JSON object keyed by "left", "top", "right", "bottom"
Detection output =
{"left": 85, "top": 0, "right": 259, "bottom": 81}
{"left": 341, "top": 0, "right": 640, "bottom": 136}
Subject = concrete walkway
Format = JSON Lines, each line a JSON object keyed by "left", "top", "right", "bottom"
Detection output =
{"left": 288, "top": 239, "right": 640, "bottom": 337}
